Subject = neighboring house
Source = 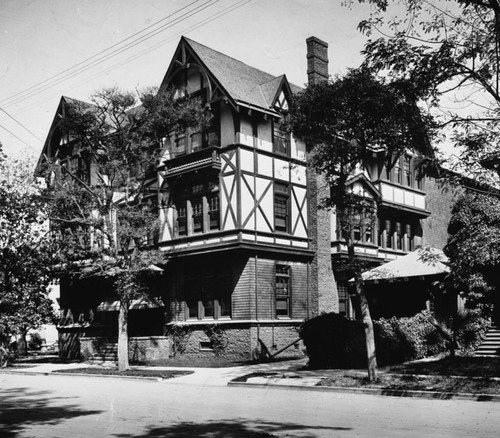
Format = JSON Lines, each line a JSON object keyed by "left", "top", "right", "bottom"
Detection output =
{"left": 38, "top": 36, "right": 458, "bottom": 363}
{"left": 331, "top": 157, "right": 462, "bottom": 320}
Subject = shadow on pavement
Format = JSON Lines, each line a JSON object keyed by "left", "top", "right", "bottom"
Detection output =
{"left": 0, "top": 387, "right": 102, "bottom": 438}
{"left": 113, "top": 419, "right": 351, "bottom": 437}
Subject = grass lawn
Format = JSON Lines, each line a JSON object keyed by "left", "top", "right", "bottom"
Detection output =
{"left": 54, "top": 368, "right": 194, "bottom": 379}
{"left": 317, "top": 373, "right": 500, "bottom": 395}
{"left": 387, "top": 356, "right": 500, "bottom": 378}
{"left": 315, "top": 356, "right": 500, "bottom": 395}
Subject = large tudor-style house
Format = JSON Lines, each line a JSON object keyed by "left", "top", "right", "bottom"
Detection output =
{"left": 39, "top": 36, "right": 458, "bottom": 363}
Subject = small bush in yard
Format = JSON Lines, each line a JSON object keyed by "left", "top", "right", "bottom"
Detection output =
{"left": 374, "top": 311, "right": 448, "bottom": 365}
{"left": 299, "top": 313, "right": 367, "bottom": 369}
{"left": 300, "top": 311, "right": 449, "bottom": 368}
{"left": 27, "top": 332, "right": 44, "bottom": 351}
{"left": 449, "top": 309, "right": 490, "bottom": 355}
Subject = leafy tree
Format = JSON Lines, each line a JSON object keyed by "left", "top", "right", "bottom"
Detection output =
{"left": 290, "top": 68, "right": 435, "bottom": 381}
{"left": 355, "top": 0, "right": 500, "bottom": 317}
{"left": 0, "top": 148, "right": 57, "bottom": 354}
{"left": 444, "top": 191, "right": 500, "bottom": 315}
{"left": 42, "top": 87, "right": 210, "bottom": 370}
{"left": 356, "top": 0, "right": 500, "bottom": 186}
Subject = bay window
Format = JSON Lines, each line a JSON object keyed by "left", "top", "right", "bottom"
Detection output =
{"left": 174, "top": 180, "right": 220, "bottom": 237}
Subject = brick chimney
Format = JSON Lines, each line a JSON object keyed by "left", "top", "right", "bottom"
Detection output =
{"left": 305, "top": 36, "right": 337, "bottom": 314}
{"left": 306, "top": 36, "right": 329, "bottom": 85}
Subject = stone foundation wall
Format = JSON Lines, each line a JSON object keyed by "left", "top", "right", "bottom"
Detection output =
{"left": 80, "top": 336, "right": 172, "bottom": 362}
{"left": 169, "top": 324, "right": 252, "bottom": 362}
{"left": 128, "top": 337, "right": 172, "bottom": 362}
{"left": 167, "top": 321, "right": 305, "bottom": 362}
{"left": 75, "top": 321, "right": 306, "bottom": 364}
{"left": 250, "top": 324, "right": 304, "bottom": 359}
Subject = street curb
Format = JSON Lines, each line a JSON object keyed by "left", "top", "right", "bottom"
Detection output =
{"left": 0, "top": 370, "right": 51, "bottom": 377}
{"left": 0, "top": 369, "right": 190, "bottom": 382}
{"left": 227, "top": 380, "right": 500, "bottom": 402}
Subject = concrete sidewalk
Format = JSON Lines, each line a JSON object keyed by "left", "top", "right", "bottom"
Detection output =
{"left": 1, "top": 357, "right": 311, "bottom": 386}
{"left": 3, "top": 357, "right": 500, "bottom": 402}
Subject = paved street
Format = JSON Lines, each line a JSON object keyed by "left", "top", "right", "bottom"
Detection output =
{"left": 1, "top": 371, "right": 498, "bottom": 437}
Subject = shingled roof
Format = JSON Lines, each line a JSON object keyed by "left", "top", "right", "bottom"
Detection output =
{"left": 183, "top": 37, "right": 301, "bottom": 111}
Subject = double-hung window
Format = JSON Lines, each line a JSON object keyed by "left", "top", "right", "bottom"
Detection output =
{"left": 191, "top": 198, "right": 204, "bottom": 233}
{"left": 177, "top": 205, "right": 187, "bottom": 236}
{"left": 175, "top": 134, "right": 187, "bottom": 156}
{"left": 207, "top": 194, "right": 220, "bottom": 230}
{"left": 404, "top": 156, "right": 412, "bottom": 187}
{"left": 275, "top": 264, "right": 291, "bottom": 317}
{"left": 273, "top": 119, "right": 289, "bottom": 156}
{"left": 274, "top": 183, "right": 290, "bottom": 233}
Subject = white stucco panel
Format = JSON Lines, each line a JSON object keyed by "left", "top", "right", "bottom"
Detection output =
{"left": 160, "top": 207, "right": 174, "bottom": 242}
{"left": 381, "top": 183, "right": 393, "bottom": 202}
{"left": 274, "top": 158, "right": 289, "bottom": 181}
{"left": 290, "top": 164, "right": 306, "bottom": 185}
{"left": 258, "top": 153, "right": 273, "bottom": 177}
{"left": 240, "top": 174, "right": 255, "bottom": 229}
{"left": 240, "top": 148, "right": 254, "bottom": 173}
{"left": 221, "top": 174, "right": 236, "bottom": 230}
{"left": 414, "top": 192, "right": 426, "bottom": 209}
{"left": 292, "top": 137, "right": 306, "bottom": 161}
{"left": 256, "top": 138, "right": 273, "bottom": 153}
{"left": 393, "top": 187, "right": 404, "bottom": 204}
{"left": 255, "top": 177, "right": 273, "bottom": 232}
{"left": 291, "top": 186, "right": 308, "bottom": 238}
{"left": 404, "top": 191, "right": 415, "bottom": 207}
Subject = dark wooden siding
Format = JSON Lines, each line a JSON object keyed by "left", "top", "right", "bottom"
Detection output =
{"left": 231, "top": 256, "right": 253, "bottom": 320}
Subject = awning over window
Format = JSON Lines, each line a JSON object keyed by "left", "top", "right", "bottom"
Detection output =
{"left": 97, "top": 297, "right": 164, "bottom": 311}
{"left": 356, "top": 247, "right": 449, "bottom": 283}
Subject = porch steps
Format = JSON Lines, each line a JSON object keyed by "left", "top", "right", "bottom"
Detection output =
{"left": 88, "top": 344, "right": 118, "bottom": 362}
{"left": 475, "top": 326, "right": 500, "bottom": 357}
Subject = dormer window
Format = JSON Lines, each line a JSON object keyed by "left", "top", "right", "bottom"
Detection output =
{"left": 275, "top": 91, "right": 289, "bottom": 111}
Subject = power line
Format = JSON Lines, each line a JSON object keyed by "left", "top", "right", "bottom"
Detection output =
{"left": 0, "top": 122, "right": 38, "bottom": 151}
{"left": 14, "top": 0, "right": 253, "bottom": 117}
{"left": 0, "top": 107, "right": 42, "bottom": 141}
{"left": 10, "top": 0, "right": 253, "bottom": 123}
{"left": 97, "top": 0, "right": 254, "bottom": 80}
{"left": 0, "top": 0, "right": 204, "bottom": 108}
{"left": 1, "top": 0, "right": 219, "bottom": 109}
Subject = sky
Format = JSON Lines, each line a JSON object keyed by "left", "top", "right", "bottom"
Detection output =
{"left": 0, "top": 0, "right": 382, "bottom": 159}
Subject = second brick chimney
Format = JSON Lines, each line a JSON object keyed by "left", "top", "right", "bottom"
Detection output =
{"left": 306, "top": 36, "right": 329, "bottom": 85}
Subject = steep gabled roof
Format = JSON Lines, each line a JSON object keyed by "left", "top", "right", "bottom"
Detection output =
{"left": 346, "top": 173, "right": 382, "bottom": 200}
{"left": 163, "top": 37, "right": 302, "bottom": 113}
{"left": 36, "top": 96, "right": 87, "bottom": 174}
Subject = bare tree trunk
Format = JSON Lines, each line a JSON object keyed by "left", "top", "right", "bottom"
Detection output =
{"left": 17, "top": 329, "right": 28, "bottom": 356}
{"left": 348, "top": 239, "right": 378, "bottom": 381}
{"left": 118, "top": 297, "right": 129, "bottom": 371}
